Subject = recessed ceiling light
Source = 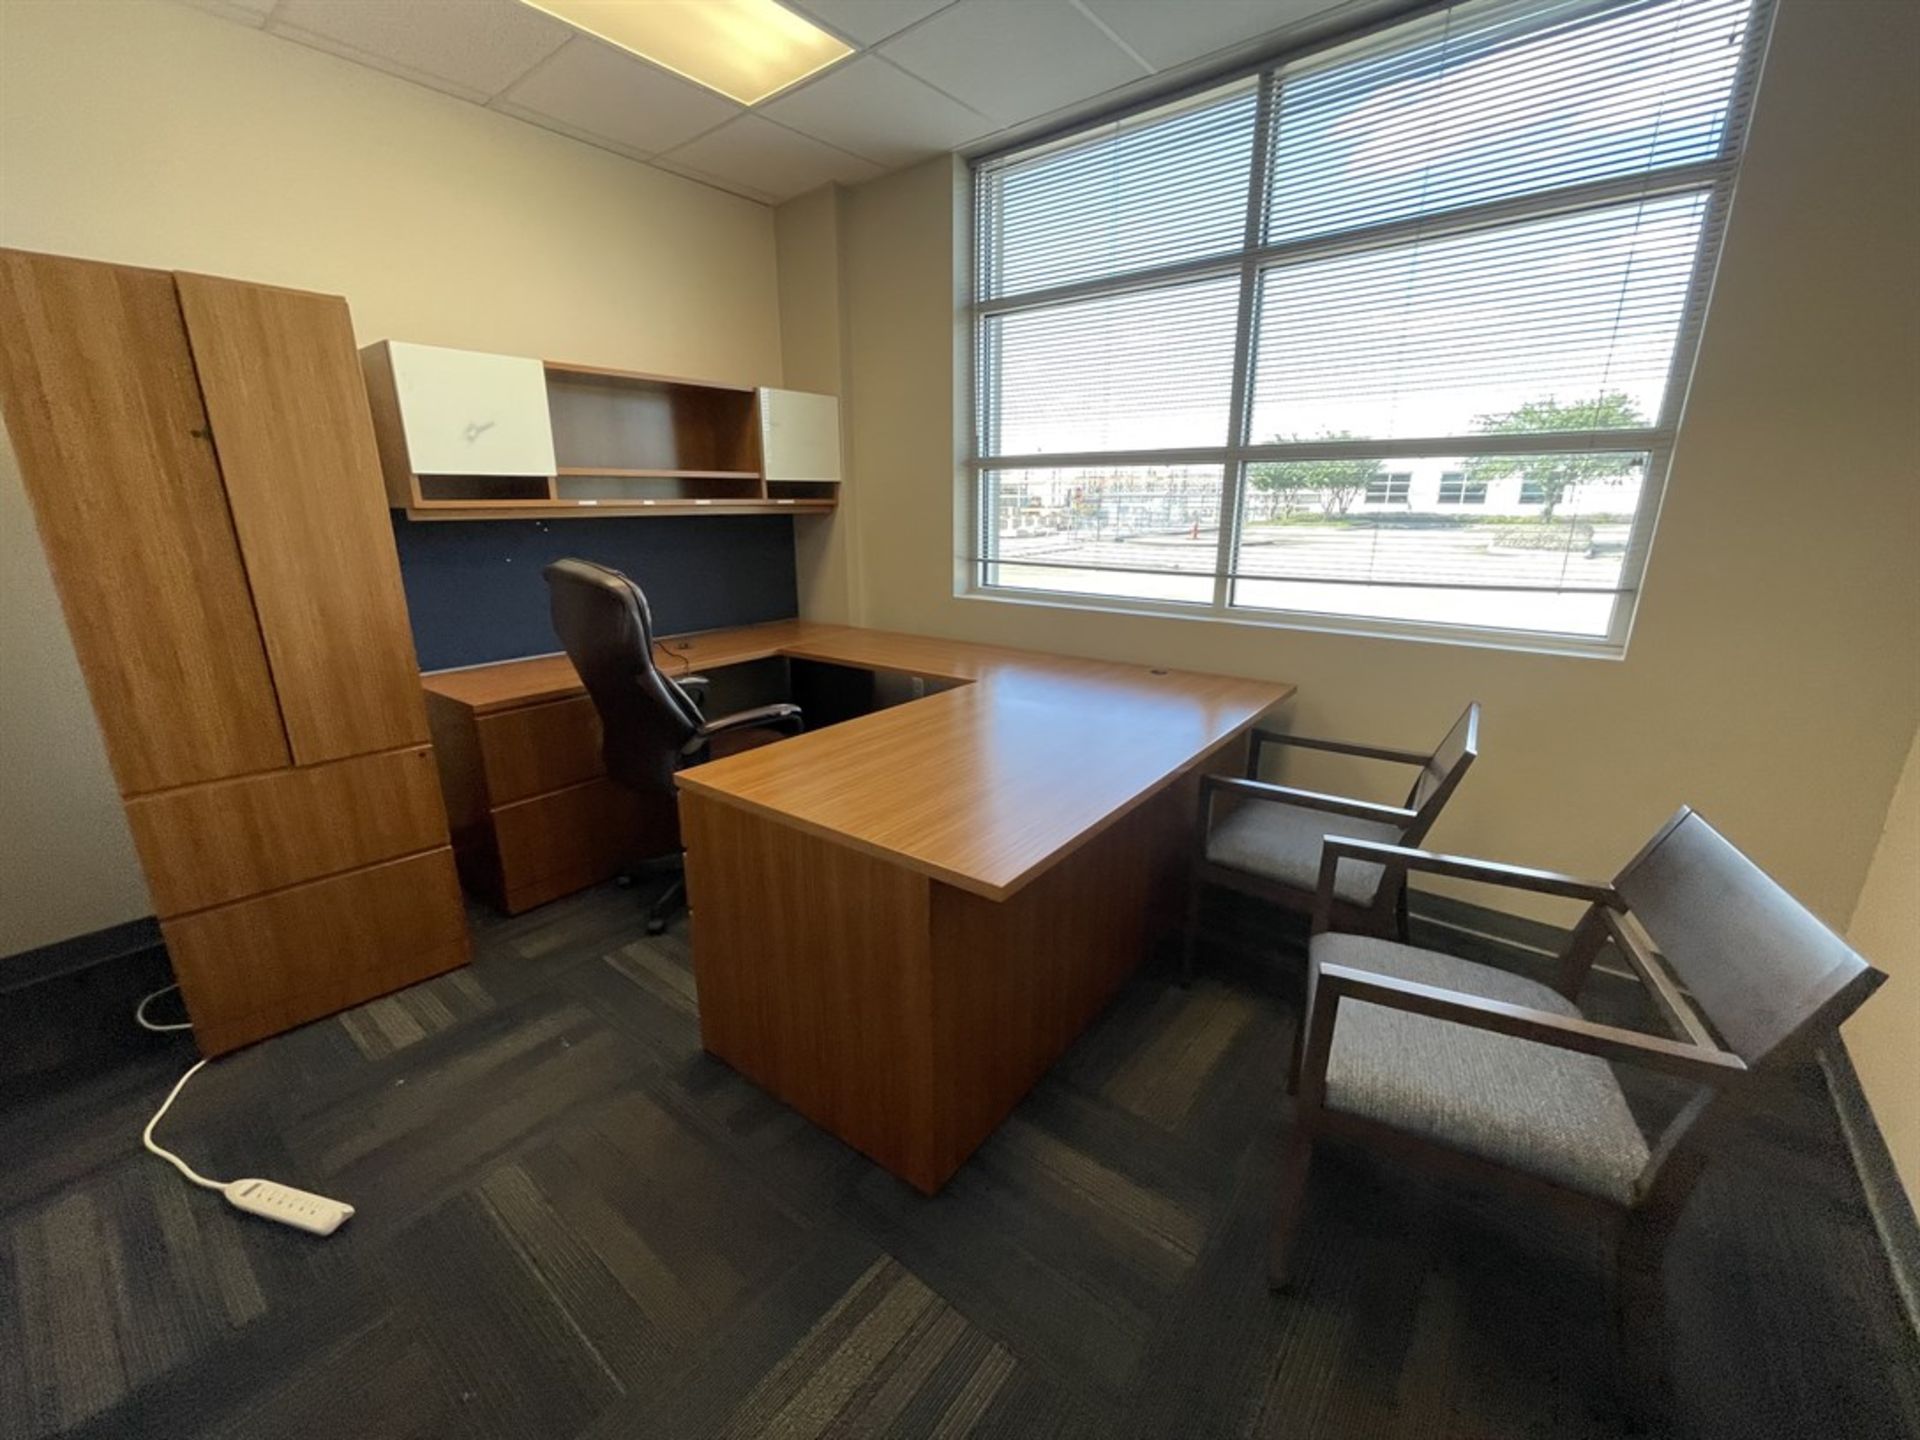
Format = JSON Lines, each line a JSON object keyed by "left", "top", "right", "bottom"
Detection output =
{"left": 521, "top": 0, "right": 853, "bottom": 107}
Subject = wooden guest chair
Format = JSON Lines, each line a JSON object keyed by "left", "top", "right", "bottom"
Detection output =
{"left": 1183, "top": 703, "right": 1480, "bottom": 981}
{"left": 1271, "top": 807, "right": 1887, "bottom": 1413}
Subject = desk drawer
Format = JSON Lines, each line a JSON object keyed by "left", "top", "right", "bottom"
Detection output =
{"left": 164, "top": 846, "right": 469, "bottom": 1056}
{"left": 492, "top": 776, "right": 673, "bottom": 914}
{"left": 476, "top": 695, "right": 605, "bottom": 806}
{"left": 125, "top": 745, "right": 450, "bottom": 916}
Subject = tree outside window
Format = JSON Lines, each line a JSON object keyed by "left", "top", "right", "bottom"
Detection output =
{"left": 1465, "top": 392, "right": 1647, "bottom": 519}
{"left": 1247, "top": 433, "right": 1385, "bottom": 518}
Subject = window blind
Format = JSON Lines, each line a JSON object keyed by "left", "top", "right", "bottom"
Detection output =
{"left": 970, "top": 0, "right": 1767, "bottom": 651}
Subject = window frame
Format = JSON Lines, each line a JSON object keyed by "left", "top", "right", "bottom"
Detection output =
{"left": 961, "top": 0, "right": 1771, "bottom": 658}
{"left": 1437, "top": 472, "right": 1488, "bottom": 506}
{"left": 1366, "top": 473, "right": 1413, "bottom": 506}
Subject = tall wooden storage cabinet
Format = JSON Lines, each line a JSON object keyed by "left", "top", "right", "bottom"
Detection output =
{"left": 0, "top": 249, "right": 470, "bottom": 1055}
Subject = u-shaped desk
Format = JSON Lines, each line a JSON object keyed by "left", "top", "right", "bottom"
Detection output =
{"left": 426, "top": 619, "right": 1293, "bottom": 1192}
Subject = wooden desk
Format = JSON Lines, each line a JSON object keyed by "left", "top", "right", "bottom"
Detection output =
{"left": 423, "top": 622, "right": 1292, "bottom": 1190}
{"left": 673, "top": 627, "right": 1293, "bottom": 1193}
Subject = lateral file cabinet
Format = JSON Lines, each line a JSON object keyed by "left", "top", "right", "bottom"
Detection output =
{"left": 422, "top": 657, "right": 674, "bottom": 914}
{"left": 0, "top": 249, "right": 470, "bottom": 1055}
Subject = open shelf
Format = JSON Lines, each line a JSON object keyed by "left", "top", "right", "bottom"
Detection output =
{"left": 405, "top": 498, "right": 835, "bottom": 522}
{"left": 555, "top": 467, "right": 761, "bottom": 480}
{"left": 364, "top": 339, "right": 840, "bottom": 522}
{"left": 555, "top": 471, "right": 763, "bottom": 504}
{"left": 545, "top": 365, "right": 761, "bottom": 478}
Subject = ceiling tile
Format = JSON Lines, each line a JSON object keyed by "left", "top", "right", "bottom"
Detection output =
{"left": 270, "top": 0, "right": 571, "bottom": 103}
{"left": 879, "top": 0, "right": 1147, "bottom": 126}
{"left": 761, "top": 57, "right": 993, "bottom": 168}
{"left": 494, "top": 37, "right": 744, "bottom": 158}
{"left": 645, "top": 155, "right": 781, "bottom": 207}
{"left": 783, "top": 0, "right": 957, "bottom": 47}
{"left": 661, "top": 116, "right": 884, "bottom": 202}
{"left": 1078, "top": 0, "right": 1336, "bottom": 70}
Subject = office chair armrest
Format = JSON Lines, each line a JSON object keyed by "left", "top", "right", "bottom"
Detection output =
{"left": 1248, "top": 728, "right": 1430, "bottom": 771}
{"left": 678, "top": 674, "right": 712, "bottom": 706}
{"left": 1296, "top": 961, "right": 1747, "bottom": 1097}
{"left": 1202, "top": 774, "right": 1419, "bottom": 826}
{"left": 680, "top": 703, "right": 804, "bottom": 758}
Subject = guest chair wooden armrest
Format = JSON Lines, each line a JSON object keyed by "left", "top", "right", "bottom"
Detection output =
{"left": 1183, "top": 704, "right": 1481, "bottom": 982}
{"left": 1202, "top": 775, "right": 1420, "bottom": 828}
{"left": 1272, "top": 812, "right": 1887, "bottom": 1423}
{"left": 1247, "top": 728, "right": 1435, "bottom": 769}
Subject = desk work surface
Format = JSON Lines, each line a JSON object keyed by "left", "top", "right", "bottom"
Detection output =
{"left": 423, "top": 620, "right": 1294, "bottom": 901}
{"left": 418, "top": 618, "right": 828, "bottom": 714}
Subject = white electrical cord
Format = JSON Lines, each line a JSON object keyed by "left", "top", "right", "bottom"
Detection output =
{"left": 135, "top": 980, "right": 357, "bottom": 1232}
{"left": 135, "top": 983, "right": 193, "bottom": 1033}
{"left": 139, "top": 1052, "right": 358, "bottom": 1232}
{"left": 142, "top": 1056, "right": 225, "bottom": 1191}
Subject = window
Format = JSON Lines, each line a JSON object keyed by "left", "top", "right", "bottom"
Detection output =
{"left": 1367, "top": 473, "right": 1412, "bottom": 505}
{"left": 1437, "top": 472, "right": 1487, "bottom": 506}
{"left": 970, "top": 0, "right": 1766, "bottom": 652}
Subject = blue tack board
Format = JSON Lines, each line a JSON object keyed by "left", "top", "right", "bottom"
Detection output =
{"left": 391, "top": 514, "right": 799, "bottom": 672}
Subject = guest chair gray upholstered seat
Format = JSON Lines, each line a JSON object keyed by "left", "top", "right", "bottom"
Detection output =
{"left": 1183, "top": 703, "right": 1480, "bottom": 980}
{"left": 1273, "top": 808, "right": 1887, "bottom": 1418}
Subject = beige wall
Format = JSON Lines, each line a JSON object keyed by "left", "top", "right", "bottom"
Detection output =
{"left": 775, "top": 185, "right": 863, "bottom": 623}
{"left": 0, "top": 0, "right": 784, "bottom": 955}
{"left": 1846, "top": 723, "right": 1920, "bottom": 1200}
{"left": 819, "top": 0, "right": 1920, "bottom": 935}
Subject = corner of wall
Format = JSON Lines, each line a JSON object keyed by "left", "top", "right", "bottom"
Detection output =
{"left": 775, "top": 184, "right": 864, "bottom": 626}
{"left": 1843, "top": 716, "right": 1920, "bottom": 1206}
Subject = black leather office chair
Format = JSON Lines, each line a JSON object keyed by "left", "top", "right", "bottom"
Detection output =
{"left": 544, "top": 558, "right": 803, "bottom": 933}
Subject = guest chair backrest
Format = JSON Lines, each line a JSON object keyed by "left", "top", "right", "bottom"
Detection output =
{"left": 543, "top": 558, "right": 699, "bottom": 797}
{"left": 1615, "top": 808, "right": 1885, "bottom": 1068}
{"left": 1404, "top": 702, "right": 1481, "bottom": 843}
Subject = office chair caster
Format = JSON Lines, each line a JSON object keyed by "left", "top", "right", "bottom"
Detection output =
{"left": 645, "top": 873, "right": 686, "bottom": 935}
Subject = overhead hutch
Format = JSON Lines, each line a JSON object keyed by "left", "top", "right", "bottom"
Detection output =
{"left": 361, "top": 339, "right": 845, "bottom": 914}
{"left": 360, "top": 339, "right": 841, "bottom": 520}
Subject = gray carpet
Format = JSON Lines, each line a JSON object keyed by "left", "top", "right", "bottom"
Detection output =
{"left": 2, "top": 884, "right": 1915, "bottom": 1439}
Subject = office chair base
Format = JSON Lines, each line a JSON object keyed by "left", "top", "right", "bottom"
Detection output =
{"left": 645, "top": 873, "right": 687, "bottom": 935}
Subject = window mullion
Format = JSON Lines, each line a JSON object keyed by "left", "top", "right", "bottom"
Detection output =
{"left": 1212, "top": 70, "right": 1279, "bottom": 611}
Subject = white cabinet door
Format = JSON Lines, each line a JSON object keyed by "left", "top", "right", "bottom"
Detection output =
{"left": 758, "top": 388, "right": 842, "bottom": 483}
{"left": 385, "top": 341, "right": 556, "bottom": 477}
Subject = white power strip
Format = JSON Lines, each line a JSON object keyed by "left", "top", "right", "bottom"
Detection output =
{"left": 222, "top": 1178, "right": 355, "bottom": 1236}
{"left": 143, "top": 1058, "right": 357, "bottom": 1238}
